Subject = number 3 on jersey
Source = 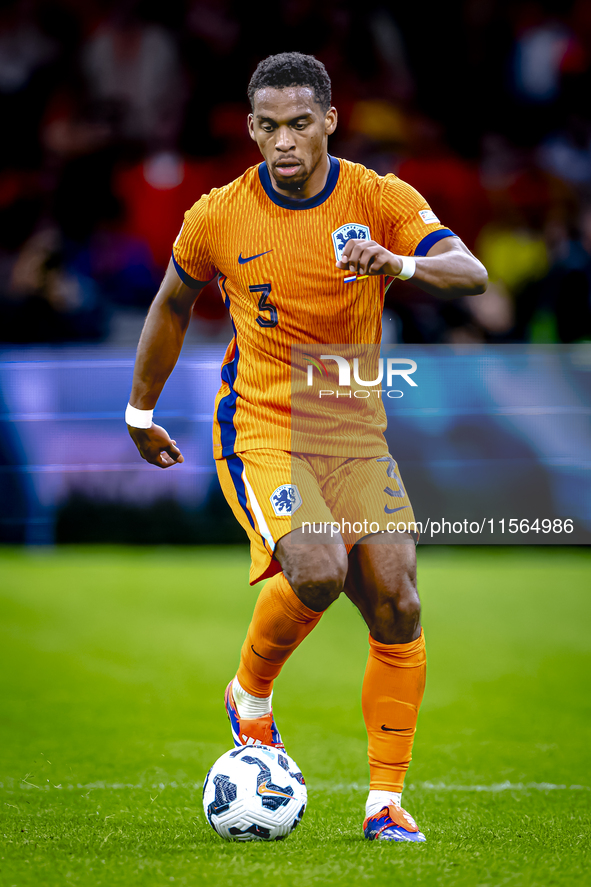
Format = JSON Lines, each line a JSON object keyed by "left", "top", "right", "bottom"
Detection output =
{"left": 250, "top": 283, "right": 278, "bottom": 328}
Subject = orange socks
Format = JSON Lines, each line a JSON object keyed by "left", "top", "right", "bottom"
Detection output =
{"left": 237, "top": 572, "right": 425, "bottom": 795}
{"left": 362, "top": 630, "right": 426, "bottom": 792}
{"left": 236, "top": 572, "right": 323, "bottom": 698}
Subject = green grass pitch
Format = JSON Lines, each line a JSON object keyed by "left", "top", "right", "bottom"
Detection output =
{"left": 0, "top": 545, "right": 590, "bottom": 886}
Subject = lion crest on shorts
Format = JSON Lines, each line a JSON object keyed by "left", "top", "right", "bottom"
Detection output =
{"left": 270, "top": 484, "right": 302, "bottom": 516}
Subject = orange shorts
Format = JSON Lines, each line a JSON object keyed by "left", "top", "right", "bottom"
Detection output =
{"left": 216, "top": 449, "right": 416, "bottom": 585}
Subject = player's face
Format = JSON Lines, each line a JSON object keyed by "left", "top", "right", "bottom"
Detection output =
{"left": 248, "top": 87, "right": 337, "bottom": 197}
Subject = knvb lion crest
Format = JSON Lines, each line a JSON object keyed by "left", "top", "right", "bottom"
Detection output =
{"left": 270, "top": 484, "right": 302, "bottom": 517}
{"left": 331, "top": 223, "right": 371, "bottom": 262}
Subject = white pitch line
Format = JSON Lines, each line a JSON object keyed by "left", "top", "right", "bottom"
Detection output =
{"left": 415, "top": 781, "right": 591, "bottom": 792}
{"left": 319, "top": 781, "right": 591, "bottom": 793}
{"left": 1, "top": 780, "right": 186, "bottom": 792}
{"left": 1, "top": 780, "right": 589, "bottom": 793}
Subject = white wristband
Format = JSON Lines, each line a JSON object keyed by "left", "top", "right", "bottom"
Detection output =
{"left": 125, "top": 403, "right": 153, "bottom": 428}
{"left": 395, "top": 255, "right": 416, "bottom": 281}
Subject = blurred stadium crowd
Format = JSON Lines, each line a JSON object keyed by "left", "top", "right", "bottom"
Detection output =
{"left": 1, "top": 0, "right": 591, "bottom": 345}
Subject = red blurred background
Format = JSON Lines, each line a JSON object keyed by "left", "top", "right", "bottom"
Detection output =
{"left": 1, "top": 0, "right": 591, "bottom": 345}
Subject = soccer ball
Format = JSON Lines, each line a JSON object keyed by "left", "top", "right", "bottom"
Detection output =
{"left": 203, "top": 745, "right": 307, "bottom": 841}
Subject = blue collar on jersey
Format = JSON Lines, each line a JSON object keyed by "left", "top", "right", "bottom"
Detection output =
{"left": 258, "top": 155, "right": 340, "bottom": 210}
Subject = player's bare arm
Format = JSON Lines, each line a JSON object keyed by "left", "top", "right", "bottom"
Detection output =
{"left": 127, "top": 260, "right": 207, "bottom": 468}
{"left": 337, "top": 235, "right": 488, "bottom": 297}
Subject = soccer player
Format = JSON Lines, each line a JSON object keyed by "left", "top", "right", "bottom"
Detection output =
{"left": 126, "top": 53, "right": 487, "bottom": 842}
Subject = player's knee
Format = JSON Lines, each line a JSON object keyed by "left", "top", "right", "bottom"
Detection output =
{"left": 393, "top": 585, "right": 421, "bottom": 623}
{"left": 286, "top": 547, "right": 348, "bottom": 612}
{"left": 372, "top": 574, "right": 421, "bottom": 644}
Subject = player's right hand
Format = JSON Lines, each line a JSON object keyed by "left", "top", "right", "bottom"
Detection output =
{"left": 127, "top": 423, "right": 184, "bottom": 469}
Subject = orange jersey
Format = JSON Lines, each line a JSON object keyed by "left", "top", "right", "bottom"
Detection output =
{"left": 172, "top": 157, "right": 454, "bottom": 459}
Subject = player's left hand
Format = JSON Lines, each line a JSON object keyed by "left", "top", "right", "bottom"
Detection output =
{"left": 336, "top": 239, "right": 403, "bottom": 277}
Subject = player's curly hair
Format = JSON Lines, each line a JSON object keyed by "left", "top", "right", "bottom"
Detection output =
{"left": 248, "top": 52, "right": 331, "bottom": 113}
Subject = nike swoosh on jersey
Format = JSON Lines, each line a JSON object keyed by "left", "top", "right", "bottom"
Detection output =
{"left": 381, "top": 724, "right": 412, "bottom": 732}
{"left": 238, "top": 249, "right": 273, "bottom": 264}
